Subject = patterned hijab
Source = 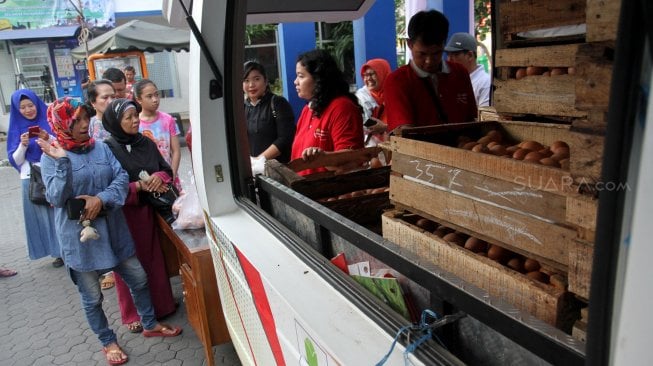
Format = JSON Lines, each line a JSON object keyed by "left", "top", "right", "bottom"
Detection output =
{"left": 47, "top": 98, "right": 95, "bottom": 152}
{"left": 360, "top": 58, "right": 392, "bottom": 107}
{"left": 7, "top": 89, "right": 52, "bottom": 171}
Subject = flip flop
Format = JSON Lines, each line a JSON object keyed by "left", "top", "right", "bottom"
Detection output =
{"left": 101, "top": 273, "right": 115, "bottom": 290}
{"left": 102, "top": 343, "right": 128, "bottom": 365}
{"left": 127, "top": 321, "right": 143, "bottom": 333}
{"left": 0, "top": 268, "right": 17, "bottom": 277}
{"left": 142, "top": 324, "right": 182, "bottom": 338}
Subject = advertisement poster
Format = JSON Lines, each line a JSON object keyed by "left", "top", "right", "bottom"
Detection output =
{"left": 0, "top": 0, "right": 114, "bottom": 31}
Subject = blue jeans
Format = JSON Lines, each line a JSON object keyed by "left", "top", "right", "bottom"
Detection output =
{"left": 70, "top": 256, "right": 157, "bottom": 346}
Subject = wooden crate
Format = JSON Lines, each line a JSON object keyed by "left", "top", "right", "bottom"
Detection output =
{"left": 266, "top": 160, "right": 391, "bottom": 226}
{"left": 494, "top": 42, "right": 614, "bottom": 118}
{"left": 586, "top": 0, "right": 622, "bottom": 43}
{"left": 389, "top": 121, "right": 599, "bottom": 269}
{"left": 569, "top": 239, "right": 593, "bottom": 300}
{"left": 382, "top": 211, "right": 578, "bottom": 330}
{"left": 497, "top": 0, "right": 586, "bottom": 48}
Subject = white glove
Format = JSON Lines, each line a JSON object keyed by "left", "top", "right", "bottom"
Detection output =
{"left": 250, "top": 156, "right": 267, "bottom": 175}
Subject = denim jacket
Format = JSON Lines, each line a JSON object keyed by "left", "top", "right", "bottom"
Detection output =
{"left": 40, "top": 143, "right": 135, "bottom": 272}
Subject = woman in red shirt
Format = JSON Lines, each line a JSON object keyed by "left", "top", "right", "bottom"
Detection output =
{"left": 291, "top": 49, "right": 364, "bottom": 175}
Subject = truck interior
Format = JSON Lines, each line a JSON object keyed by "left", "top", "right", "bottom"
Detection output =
{"left": 166, "top": 0, "right": 653, "bottom": 364}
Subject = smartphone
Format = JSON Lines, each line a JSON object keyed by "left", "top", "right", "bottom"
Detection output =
{"left": 364, "top": 118, "right": 377, "bottom": 127}
{"left": 28, "top": 126, "right": 40, "bottom": 138}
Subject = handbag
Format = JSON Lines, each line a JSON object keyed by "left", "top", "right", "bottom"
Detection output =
{"left": 66, "top": 198, "right": 107, "bottom": 220}
{"left": 142, "top": 184, "right": 179, "bottom": 225}
{"left": 28, "top": 163, "right": 49, "bottom": 206}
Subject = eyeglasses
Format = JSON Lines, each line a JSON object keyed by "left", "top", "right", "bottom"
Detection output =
{"left": 362, "top": 72, "right": 377, "bottom": 79}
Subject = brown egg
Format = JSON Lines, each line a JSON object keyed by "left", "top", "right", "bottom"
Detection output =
{"left": 540, "top": 157, "right": 561, "bottom": 168}
{"left": 337, "top": 193, "right": 352, "bottom": 200}
{"left": 443, "top": 232, "right": 465, "bottom": 246}
{"left": 550, "top": 150, "right": 570, "bottom": 162}
{"left": 520, "top": 140, "right": 544, "bottom": 151}
{"left": 515, "top": 68, "right": 527, "bottom": 80}
{"left": 472, "top": 143, "right": 490, "bottom": 153}
{"left": 524, "top": 151, "right": 544, "bottom": 163}
{"left": 542, "top": 71, "right": 551, "bottom": 77}
{"left": 370, "top": 158, "right": 383, "bottom": 169}
{"left": 326, "top": 197, "right": 337, "bottom": 202}
{"left": 506, "top": 145, "right": 520, "bottom": 154}
{"left": 487, "top": 245, "right": 510, "bottom": 263}
{"left": 489, "top": 144, "right": 507, "bottom": 156}
{"left": 477, "top": 136, "right": 493, "bottom": 145}
{"left": 512, "top": 148, "right": 531, "bottom": 160}
{"left": 350, "top": 190, "right": 365, "bottom": 197}
{"left": 415, "top": 218, "right": 436, "bottom": 232}
{"left": 538, "top": 148, "right": 553, "bottom": 157}
{"left": 506, "top": 257, "right": 525, "bottom": 273}
{"left": 487, "top": 141, "right": 499, "bottom": 148}
{"left": 523, "top": 258, "right": 541, "bottom": 272}
{"left": 549, "top": 274, "right": 568, "bottom": 290}
{"left": 567, "top": 67, "right": 576, "bottom": 75}
{"left": 526, "top": 66, "right": 546, "bottom": 76}
{"left": 457, "top": 135, "right": 472, "bottom": 145}
{"left": 550, "top": 141, "right": 570, "bottom": 154}
{"left": 526, "top": 271, "right": 550, "bottom": 283}
{"left": 559, "top": 158, "right": 570, "bottom": 170}
{"left": 485, "top": 130, "right": 503, "bottom": 143}
{"left": 371, "top": 187, "right": 387, "bottom": 194}
{"left": 464, "top": 237, "right": 487, "bottom": 253}
{"left": 462, "top": 141, "right": 478, "bottom": 150}
{"left": 432, "top": 227, "right": 448, "bottom": 238}
{"left": 549, "top": 67, "right": 567, "bottom": 76}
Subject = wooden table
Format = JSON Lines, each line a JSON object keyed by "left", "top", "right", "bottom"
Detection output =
{"left": 156, "top": 215, "right": 231, "bottom": 366}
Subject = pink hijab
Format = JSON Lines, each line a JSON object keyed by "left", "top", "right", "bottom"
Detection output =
{"left": 360, "top": 58, "right": 392, "bottom": 107}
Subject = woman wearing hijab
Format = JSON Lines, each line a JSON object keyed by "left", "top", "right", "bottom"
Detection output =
{"left": 355, "top": 58, "right": 392, "bottom": 148}
{"left": 37, "top": 98, "right": 181, "bottom": 365}
{"left": 101, "top": 98, "right": 177, "bottom": 334}
{"left": 6, "top": 89, "right": 62, "bottom": 267}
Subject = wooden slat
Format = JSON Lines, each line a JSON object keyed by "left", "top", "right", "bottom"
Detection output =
{"left": 569, "top": 130, "right": 605, "bottom": 183}
{"left": 499, "top": 0, "right": 586, "bottom": 37}
{"left": 571, "top": 110, "right": 608, "bottom": 135}
{"left": 569, "top": 239, "right": 593, "bottom": 300}
{"left": 586, "top": 0, "right": 622, "bottom": 42}
{"left": 286, "top": 146, "right": 382, "bottom": 172}
{"left": 575, "top": 42, "right": 614, "bottom": 111}
{"left": 566, "top": 195, "right": 598, "bottom": 230}
{"left": 382, "top": 211, "right": 572, "bottom": 328}
{"left": 494, "top": 74, "right": 587, "bottom": 117}
{"left": 495, "top": 44, "right": 579, "bottom": 68}
{"left": 391, "top": 132, "right": 576, "bottom": 196}
{"left": 390, "top": 176, "right": 576, "bottom": 267}
{"left": 392, "top": 152, "right": 568, "bottom": 223}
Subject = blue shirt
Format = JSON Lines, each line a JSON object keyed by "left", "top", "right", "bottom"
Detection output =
{"left": 40, "top": 142, "right": 135, "bottom": 272}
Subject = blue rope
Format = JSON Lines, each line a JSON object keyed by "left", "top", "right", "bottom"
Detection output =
{"left": 376, "top": 310, "right": 444, "bottom": 366}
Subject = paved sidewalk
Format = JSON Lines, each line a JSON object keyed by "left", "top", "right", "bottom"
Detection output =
{"left": 0, "top": 141, "right": 242, "bottom": 366}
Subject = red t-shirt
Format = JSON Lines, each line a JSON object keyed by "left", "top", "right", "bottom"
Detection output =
{"left": 384, "top": 61, "right": 477, "bottom": 132}
{"left": 291, "top": 96, "right": 364, "bottom": 175}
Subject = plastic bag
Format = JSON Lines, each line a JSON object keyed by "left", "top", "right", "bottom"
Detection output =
{"left": 171, "top": 171, "right": 205, "bottom": 230}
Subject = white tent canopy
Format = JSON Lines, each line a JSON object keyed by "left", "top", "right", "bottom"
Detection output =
{"left": 71, "top": 20, "right": 190, "bottom": 60}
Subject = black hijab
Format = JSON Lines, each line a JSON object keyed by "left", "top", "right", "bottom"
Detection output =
{"left": 102, "top": 99, "right": 172, "bottom": 182}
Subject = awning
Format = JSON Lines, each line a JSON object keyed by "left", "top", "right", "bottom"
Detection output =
{"left": 0, "top": 26, "right": 79, "bottom": 41}
{"left": 71, "top": 20, "right": 189, "bottom": 60}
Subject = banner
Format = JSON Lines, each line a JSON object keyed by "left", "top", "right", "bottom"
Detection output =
{"left": 0, "top": 0, "right": 114, "bottom": 31}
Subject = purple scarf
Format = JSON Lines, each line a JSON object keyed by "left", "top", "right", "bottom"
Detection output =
{"left": 6, "top": 89, "right": 52, "bottom": 172}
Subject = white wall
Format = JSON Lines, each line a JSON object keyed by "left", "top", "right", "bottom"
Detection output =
{"left": 159, "top": 51, "right": 190, "bottom": 119}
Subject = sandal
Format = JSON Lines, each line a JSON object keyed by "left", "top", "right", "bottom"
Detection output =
{"left": 127, "top": 321, "right": 143, "bottom": 333}
{"left": 0, "top": 268, "right": 17, "bottom": 277}
{"left": 52, "top": 258, "right": 64, "bottom": 268}
{"left": 102, "top": 343, "right": 128, "bottom": 365}
{"left": 100, "top": 273, "right": 115, "bottom": 290}
{"left": 142, "top": 323, "right": 182, "bottom": 338}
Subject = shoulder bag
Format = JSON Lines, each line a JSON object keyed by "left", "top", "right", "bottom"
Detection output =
{"left": 28, "top": 163, "right": 49, "bottom": 206}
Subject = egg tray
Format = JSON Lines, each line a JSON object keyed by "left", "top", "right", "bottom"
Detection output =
{"left": 381, "top": 210, "right": 581, "bottom": 332}
{"left": 265, "top": 160, "right": 392, "bottom": 227}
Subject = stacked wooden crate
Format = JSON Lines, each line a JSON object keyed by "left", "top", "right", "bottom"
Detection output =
{"left": 383, "top": 0, "right": 622, "bottom": 333}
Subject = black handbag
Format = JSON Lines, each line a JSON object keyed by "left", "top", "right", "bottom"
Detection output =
{"left": 28, "top": 163, "right": 49, "bottom": 206}
{"left": 142, "top": 184, "right": 179, "bottom": 224}
{"left": 66, "top": 198, "right": 107, "bottom": 220}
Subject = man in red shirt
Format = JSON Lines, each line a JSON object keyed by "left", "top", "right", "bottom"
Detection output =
{"left": 385, "top": 10, "right": 477, "bottom": 134}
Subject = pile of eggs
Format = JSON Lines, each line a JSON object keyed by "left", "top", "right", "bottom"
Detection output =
{"left": 514, "top": 66, "right": 576, "bottom": 79}
{"left": 316, "top": 186, "right": 389, "bottom": 202}
{"left": 412, "top": 216, "right": 567, "bottom": 289}
{"left": 457, "top": 130, "right": 570, "bottom": 169}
